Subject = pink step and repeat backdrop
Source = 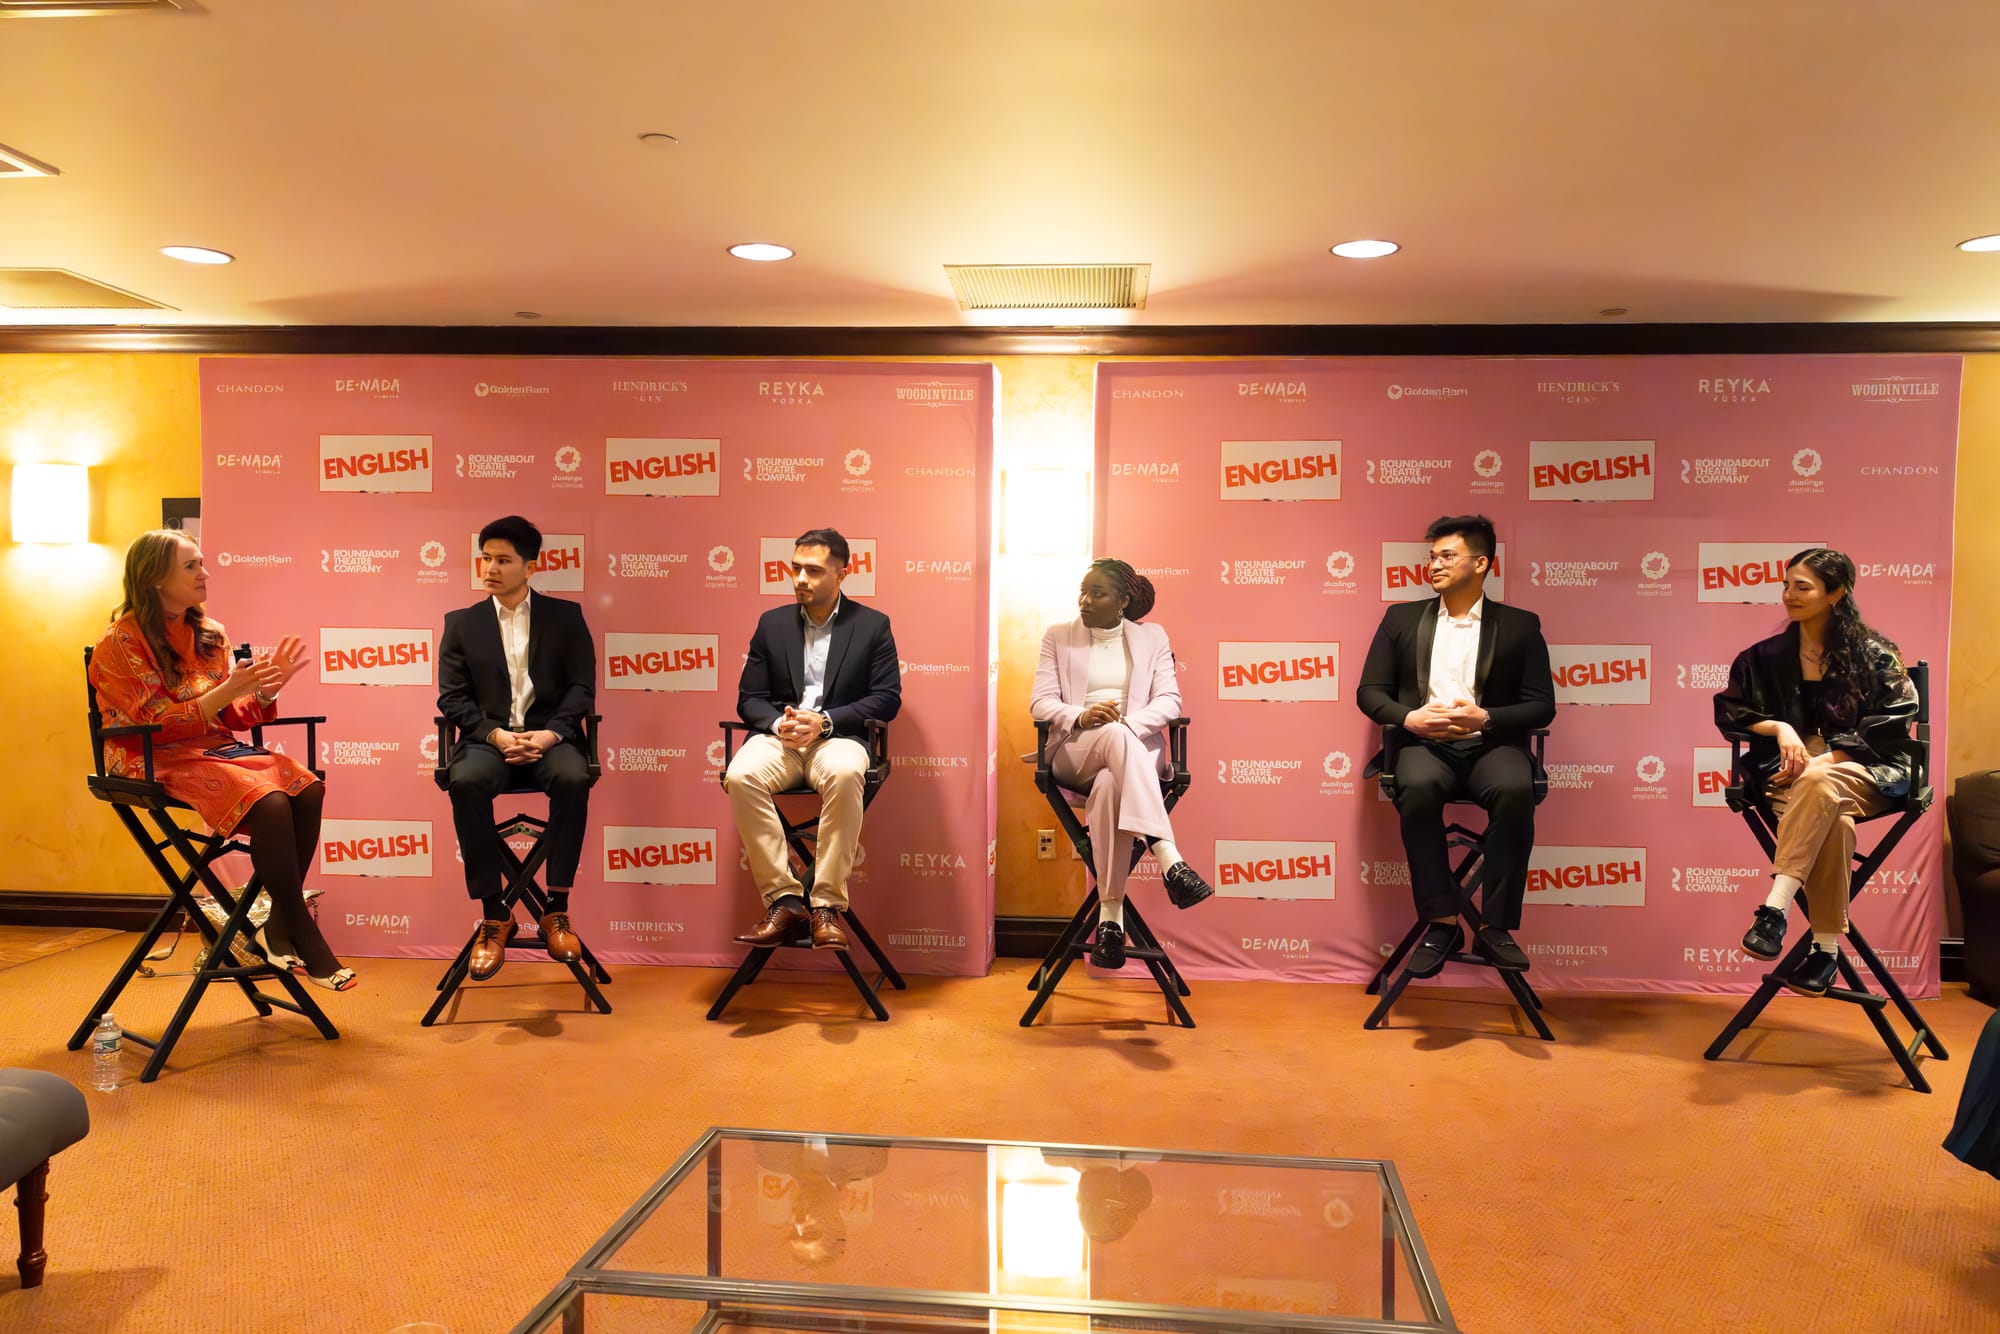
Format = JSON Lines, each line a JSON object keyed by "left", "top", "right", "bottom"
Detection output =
{"left": 199, "top": 358, "right": 997, "bottom": 975}
{"left": 1096, "top": 357, "right": 1960, "bottom": 994}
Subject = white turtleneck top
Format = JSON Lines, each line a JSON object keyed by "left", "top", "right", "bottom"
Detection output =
{"left": 1083, "top": 620, "right": 1131, "bottom": 713}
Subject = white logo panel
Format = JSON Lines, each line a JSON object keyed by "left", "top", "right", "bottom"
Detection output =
{"left": 1528, "top": 440, "right": 1656, "bottom": 500}
{"left": 1214, "top": 840, "right": 1337, "bottom": 900}
{"left": 1697, "top": 542, "right": 1820, "bottom": 603}
{"left": 318, "top": 435, "right": 434, "bottom": 493}
{"left": 1216, "top": 642, "right": 1339, "bottom": 702}
{"left": 1525, "top": 846, "right": 1647, "bottom": 906}
{"left": 1548, "top": 645, "right": 1653, "bottom": 704}
{"left": 1218, "top": 440, "right": 1341, "bottom": 501}
{"left": 320, "top": 819, "right": 433, "bottom": 878}
{"left": 604, "top": 438, "right": 721, "bottom": 496}
{"left": 602, "top": 826, "right": 719, "bottom": 885}
{"left": 603, "top": 634, "right": 720, "bottom": 692}
{"left": 319, "top": 628, "right": 433, "bottom": 686}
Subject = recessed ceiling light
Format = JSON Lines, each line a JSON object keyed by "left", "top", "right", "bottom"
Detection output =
{"left": 160, "top": 245, "right": 232, "bottom": 265}
{"left": 1599, "top": 307, "right": 1629, "bottom": 317}
{"left": 638, "top": 132, "right": 679, "bottom": 147}
{"left": 729, "top": 242, "right": 794, "bottom": 262}
{"left": 1330, "top": 238, "right": 1399, "bottom": 259}
{"left": 1958, "top": 234, "right": 2000, "bottom": 253}
{"left": 515, "top": 311, "right": 542, "bottom": 319}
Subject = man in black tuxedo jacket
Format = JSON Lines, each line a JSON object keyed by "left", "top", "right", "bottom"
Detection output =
{"left": 726, "top": 528, "right": 902, "bottom": 951}
{"left": 1355, "top": 515, "right": 1554, "bottom": 978}
{"left": 438, "top": 516, "right": 596, "bottom": 981}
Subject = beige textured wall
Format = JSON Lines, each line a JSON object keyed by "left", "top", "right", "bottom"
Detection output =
{"left": 5, "top": 351, "right": 1995, "bottom": 934}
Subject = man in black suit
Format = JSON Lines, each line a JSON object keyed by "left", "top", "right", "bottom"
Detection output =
{"left": 1355, "top": 515, "right": 1554, "bottom": 977}
{"left": 726, "top": 527, "right": 902, "bottom": 951}
{"left": 438, "top": 515, "right": 596, "bottom": 980}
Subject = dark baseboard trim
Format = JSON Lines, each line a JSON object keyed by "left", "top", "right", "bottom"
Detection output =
{"left": 0, "top": 891, "right": 173, "bottom": 932}
{"left": 1943, "top": 936, "right": 1965, "bottom": 984}
{"left": 5, "top": 321, "right": 2000, "bottom": 358}
{"left": 997, "top": 915, "right": 1066, "bottom": 960}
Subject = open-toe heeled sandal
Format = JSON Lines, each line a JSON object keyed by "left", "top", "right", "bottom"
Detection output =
{"left": 253, "top": 925, "right": 305, "bottom": 973}
{"left": 307, "top": 967, "right": 358, "bottom": 992}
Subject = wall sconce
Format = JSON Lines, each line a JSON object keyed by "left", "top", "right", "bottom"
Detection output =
{"left": 11, "top": 463, "right": 89, "bottom": 543}
{"left": 1001, "top": 468, "right": 1091, "bottom": 557}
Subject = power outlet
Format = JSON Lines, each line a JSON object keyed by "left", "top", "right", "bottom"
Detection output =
{"left": 1037, "top": 829, "right": 1057, "bottom": 860}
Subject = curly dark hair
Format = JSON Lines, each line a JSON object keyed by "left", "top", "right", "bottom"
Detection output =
{"left": 1087, "top": 558, "right": 1156, "bottom": 621}
{"left": 1787, "top": 548, "right": 1902, "bottom": 731}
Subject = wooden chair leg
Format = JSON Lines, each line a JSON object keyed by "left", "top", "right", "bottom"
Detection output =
{"left": 14, "top": 1158, "right": 48, "bottom": 1289}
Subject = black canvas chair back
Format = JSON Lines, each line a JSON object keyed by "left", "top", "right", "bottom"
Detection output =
{"left": 1361, "top": 726, "right": 1554, "bottom": 1040}
{"left": 1020, "top": 717, "right": 1195, "bottom": 1028}
{"left": 72, "top": 645, "right": 339, "bottom": 1082}
{"left": 707, "top": 720, "right": 904, "bottom": 1021}
{"left": 422, "top": 714, "right": 610, "bottom": 1025}
{"left": 1703, "top": 659, "right": 1947, "bottom": 1091}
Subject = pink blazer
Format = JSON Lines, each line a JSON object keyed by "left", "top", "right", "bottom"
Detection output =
{"left": 1031, "top": 617, "right": 1182, "bottom": 768}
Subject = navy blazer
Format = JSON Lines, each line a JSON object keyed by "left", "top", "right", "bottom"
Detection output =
{"left": 737, "top": 598, "right": 902, "bottom": 738}
{"left": 437, "top": 592, "right": 596, "bottom": 746}
{"left": 1354, "top": 596, "right": 1555, "bottom": 746}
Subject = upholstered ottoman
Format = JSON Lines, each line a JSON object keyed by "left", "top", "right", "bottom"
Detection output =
{"left": 0, "top": 1069, "right": 90, "bottom": 1289}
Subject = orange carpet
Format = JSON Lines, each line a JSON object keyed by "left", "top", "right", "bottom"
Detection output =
{"left": 0, "top": 932, "right": 1996, "bottom": 1333}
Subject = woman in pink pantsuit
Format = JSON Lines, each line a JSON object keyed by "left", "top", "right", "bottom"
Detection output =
{"left": 1032, "top": 558, "right": 1213, "bottom": 969}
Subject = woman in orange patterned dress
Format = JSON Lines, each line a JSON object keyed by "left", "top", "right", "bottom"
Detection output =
{"left": 89, "top": 530, "right": 355, "bottom": 990}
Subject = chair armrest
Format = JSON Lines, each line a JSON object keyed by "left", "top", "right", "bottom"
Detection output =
{"left": 1033, "top": 720, "right": 1053, "bottom": 780}
{"left": 96, "top": 723, "right": 163, "bottom": 783}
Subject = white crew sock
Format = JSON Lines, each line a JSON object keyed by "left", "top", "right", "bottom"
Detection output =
{"left": 1098, "top": 897, "right": 1124, "bottom": 928}
{"left": 1811, "top": 931, "right": 1842, "bottom": 955}
{"left": 1765, "top": 875, "right": 1803, "bottom": 912}
{"left": 1150, "top": 838, "right": 1184, "bottom": 871}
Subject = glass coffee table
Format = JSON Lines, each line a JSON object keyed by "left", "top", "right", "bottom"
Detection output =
{"left": 509, "top": 1128, "right": 1455, "bottom": 1333}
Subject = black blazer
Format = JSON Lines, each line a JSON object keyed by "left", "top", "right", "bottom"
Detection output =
{"left": 1714, "top": 626, "right": 1918, "bottom": 793}
{"left": 737, "top": 598, "right": 902, "bottom": 738}
{"left": 438, "top": 592, "right": 596, "bottom": 746}
{"left": 1354, "top": 597, "right": 1555, "bottom": 751}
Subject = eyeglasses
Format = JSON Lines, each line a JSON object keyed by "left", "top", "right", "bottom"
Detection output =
{"left": 1426, "top": 551, "right": 1469, "bottom": 566}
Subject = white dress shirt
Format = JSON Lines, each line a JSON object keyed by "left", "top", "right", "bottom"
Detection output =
{"left": 796, "top": 596, "right": 842, "bottom": 720}
{"left": 1425, "top": 597, "right": 1483, "bottom": 710}
{"left": 1083, "top": 620, "right": 1131, "bottom": 712}
{"left": 493, "top": 591, "right": 535, "bottom": 729}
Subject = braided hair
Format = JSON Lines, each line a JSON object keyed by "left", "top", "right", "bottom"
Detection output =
{"left": 1087, "top": 557, "right": 1156, "bottom": 621}
{"left": 1786, "top": 547, "right": 1902, "bottom": 731}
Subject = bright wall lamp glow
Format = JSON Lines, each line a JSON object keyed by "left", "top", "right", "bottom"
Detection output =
{"left": 1330, "top": 238, "right": 1399, "bottom": 259}
{"left": 161, "top": 245, "right": 233, "bottom": 265}
{"left": 728, "top": 242, "right": 794, "bottom": 262}
{"left": 1001, "top": 468, "right": 1091, "bottom": 557}
{"left": 11, "top": 463, "right": 89, "bottom": 543}
{"left": 1958, "top": 234, "right": 2000, "bottom": 253}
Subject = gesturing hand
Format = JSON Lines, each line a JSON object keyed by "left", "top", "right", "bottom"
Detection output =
{"left": 269, "top": 635, "right": 310, "bottom": 688}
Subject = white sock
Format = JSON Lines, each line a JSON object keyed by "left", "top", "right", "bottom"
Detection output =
{"left": 1098, "top": 898, "right": 1124, "bottom": 928}
{"left": 1765, "top": 875, "right": 1802, "bottom": 912}
{"left": 1150, "top": 838, "right": 1183, "bottom": 871}
{"left": 1812, "top": 931, "right": 1841, "bottom": 955}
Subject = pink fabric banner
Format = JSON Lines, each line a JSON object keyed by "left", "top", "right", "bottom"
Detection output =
{"left": 1096, "top": 357, "right": 1959, "bottom": 994}
{"left": 199, "top": 358, "right": 997, "bottom": 975}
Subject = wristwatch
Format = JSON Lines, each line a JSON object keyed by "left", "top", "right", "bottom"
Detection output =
{"left": 819, "top": 712, "right": 834, "bottom": 738}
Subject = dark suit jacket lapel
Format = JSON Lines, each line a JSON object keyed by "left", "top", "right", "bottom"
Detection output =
{"left": 1413, "top": 601, "right": 1438, "bottom": 702}
{"left": 771, "top": 608, "right": 804, "bottom": 701}
{"left": 1475, "top": 601, "right": 1499, "bottom": 692}
{"left": 822, "top": 601, "right": 857, "bottom": 704}
{"left": 471, "top": 599, "right": 507, "bottom": 706}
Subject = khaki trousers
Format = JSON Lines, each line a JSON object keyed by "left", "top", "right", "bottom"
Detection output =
{"left": 1768, "top": 747, "right": 1890, "bottom": 933}
{"left": 724, "top": 733, "right": 870, "bottom": 909}
{"left": 1049, "top": 722, "right": 1173, "bottom": 908}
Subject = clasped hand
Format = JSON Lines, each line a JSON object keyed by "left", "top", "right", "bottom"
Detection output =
{"left": 1403, "top": 698, "right": 1487, "bottom": 740}
{"left": 776, "top": 705, "right": 828, "bottom": 751}
{"left": 489, "top": 727, "right": 561, "bottom": 764}
{"left": 1766, "top": 724, "right": 1850, "bottom": 786}
{"left": 1077, "top": 700, "right": 1122, "bottom": 729}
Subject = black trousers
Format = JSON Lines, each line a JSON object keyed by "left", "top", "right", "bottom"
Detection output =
{"left": 1392, "top": 738, "right": 1536, "bottom": 930}
{"left": 448, "top": 741, "right": 590, "bottom": 901}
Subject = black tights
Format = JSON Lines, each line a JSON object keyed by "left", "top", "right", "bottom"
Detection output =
{"left": 239, "top": 784, "right": 341, "bottom": 976}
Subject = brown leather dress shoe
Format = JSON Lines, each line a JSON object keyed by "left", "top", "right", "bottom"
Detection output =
{"left": 469, "top": 918, "right": 518, "bottom": 980}
{"left": 540, "top": 911, "right": 581, "bottom": 963}
{"left": 810, "top": 907, "right": 850, "bottom": 951}
{"left": 736, "top": 900, "right": 810, "bottom": 946}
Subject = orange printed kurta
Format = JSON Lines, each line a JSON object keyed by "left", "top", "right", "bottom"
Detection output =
{"left": 88, "top": 614, "right": 318, "bottom": 837}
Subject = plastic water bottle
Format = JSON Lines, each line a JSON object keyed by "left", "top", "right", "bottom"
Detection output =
{"left": 90, "top": 1013, "right": 122, "bottom": 1091}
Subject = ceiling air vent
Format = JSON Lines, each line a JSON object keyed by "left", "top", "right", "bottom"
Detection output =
{"left": 944, "top": 263, "right": 1149, "bottom": 311}
{"left": 0, "top": 0, "right": 185, "bottom": 15}
{"left": 0, "top": 144, "right": 58, "bottom": 178}
{"left": 0, "top": 269, "right": 170, "bottom": 310}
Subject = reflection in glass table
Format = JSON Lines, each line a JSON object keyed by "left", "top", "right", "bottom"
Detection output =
{"left": 511, "top": 1128, "right": 1454, "bottom": 1333}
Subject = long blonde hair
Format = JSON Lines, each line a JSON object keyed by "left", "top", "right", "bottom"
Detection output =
{"left": 113, "top": 529, "right": 222, "bottom": 689}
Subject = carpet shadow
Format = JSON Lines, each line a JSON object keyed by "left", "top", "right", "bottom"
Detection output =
{"left": 1374, "top": 990, "right": 1557, "bottom": 1057}
{"left": 1686, "top": 1026, "right": 1933, "bottom": 1103}
{"left": 0, "top": 1263, "right": 167, "bottom": 1326}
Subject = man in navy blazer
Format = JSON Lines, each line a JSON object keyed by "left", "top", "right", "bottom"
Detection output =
{"left": 726, "top": 527, "right": 902, "bottom": 951}
{"left": 438, "top": 515, "right": 597, "bottom": 981}
{"left": 1355, "top": 515, "right": 1554, "bottom": 979}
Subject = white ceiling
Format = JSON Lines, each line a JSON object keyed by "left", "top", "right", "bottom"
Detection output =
{"left": 5, "top": 0, "right": 2000, "bottom": 328}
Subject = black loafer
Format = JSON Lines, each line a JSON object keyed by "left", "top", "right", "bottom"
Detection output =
{"left": 1786, "top": 947, "right": 1840, "bottom": 996}
{"left": 1742, "top": 905, "right": 1787, "bottom": 960}
{"left": 1474, "top": 926, "right": 1530, "bottom": 972}
{"left": 1163, "top": 862, "right": 1214, "bottom": 910}
{"left": 1089, "top": 922, "right": 1127, "bottom": 970}
{"left": 1405, "top": 923, "right": 1464, "bottom": 979}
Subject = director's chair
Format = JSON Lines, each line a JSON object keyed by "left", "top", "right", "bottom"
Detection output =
{"left": 1703, "top": 660, "right": 1946, "bottom": 1091}
{"left": 73, "top": 645, "right": 339, "bottom": 1083}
